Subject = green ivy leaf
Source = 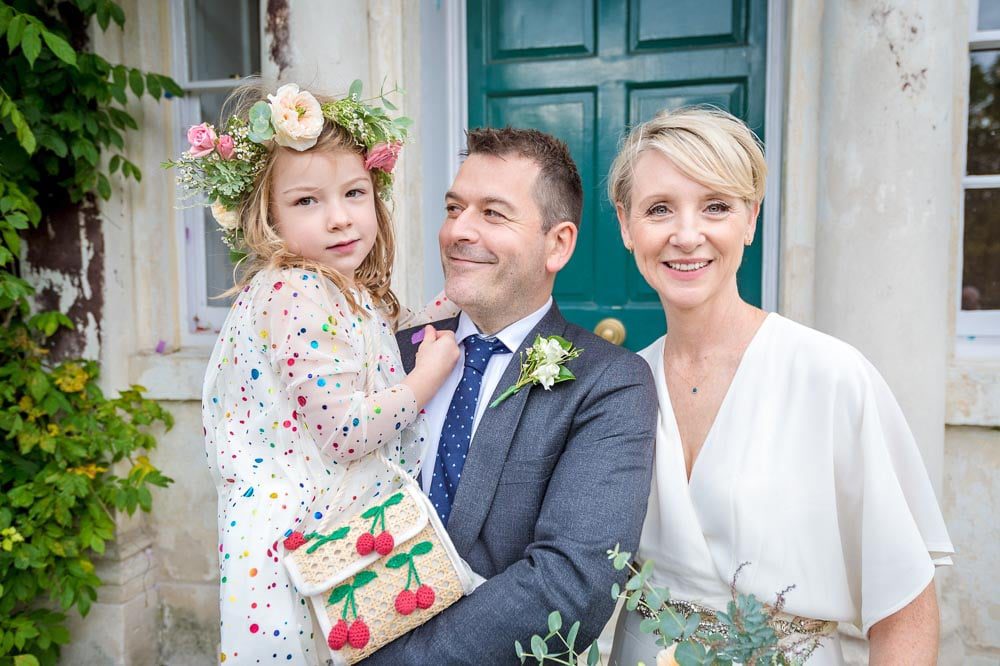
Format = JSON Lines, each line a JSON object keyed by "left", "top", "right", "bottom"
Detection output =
{"left": 6, "top": 14, "right": 26, "bottom": 51}
{"left": 146, "top": 72, "right": 161, "bottom": 99}
{"left": 20, "top": 24, "right": 41, "bottom": 68}
{"left": 128, "top": 68, "right": 144, "bottom": 96}
{"left": 97, "top": 173, "right": 111, "bottom": 200}
{"left": 14, "top": 654, "right": 40, "bottom": 666}
{"left": 41, "top": 30, "right": 77, "bottom": 67}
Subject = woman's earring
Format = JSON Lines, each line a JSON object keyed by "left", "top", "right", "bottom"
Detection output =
{"left": 744, "top": 237, "right": 753, "bottom": 246}
{"left": 625, "top": 244, "right": 633, "bottom": 254}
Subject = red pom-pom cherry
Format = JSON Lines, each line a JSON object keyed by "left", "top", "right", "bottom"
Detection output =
{"left": 348, "top": 618, "right": 370, "bottom": 649}
{"left": 355, "top": 532, "right": 375, "bottom": 556}
{"left": 327, "top": 619, "right": 349, "bottom": 650}
{"left": 415, "top": 584, "right": 435, "bottom": 609}
{"left": 283, "top": 531, "right": 307, "bottom": 551}
{"left": 394, "top": 589, "right": 417, "bottom": 615}
{"left": 374, "top": 531, "right": 395, "bottom": 556}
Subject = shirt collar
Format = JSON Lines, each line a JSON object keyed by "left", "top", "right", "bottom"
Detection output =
{"left": 455, "top": 297, "right": 553, "bottom": 353}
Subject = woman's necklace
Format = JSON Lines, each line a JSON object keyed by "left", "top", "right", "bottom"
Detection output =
{"left": 663, "top": 354, "right": 708, "bottom": 395}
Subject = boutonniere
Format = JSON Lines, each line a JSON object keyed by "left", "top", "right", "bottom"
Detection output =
{"left": 489, "top": 335, "right": 583, "bottom": 408}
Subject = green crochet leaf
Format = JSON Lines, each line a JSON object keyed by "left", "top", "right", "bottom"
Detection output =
{"left": 328, "top": 584, "right": 351, "bottom": 606}
{"left": 385, "top": 554, "right": 409, "bottom": 569}
{"left": 409, "top": 541, "right": 433, "bottom": 557}
{"left": 352, "top": 570, "right": 378, "bottom": 589}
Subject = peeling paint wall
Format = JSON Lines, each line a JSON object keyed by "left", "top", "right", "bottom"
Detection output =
{"left": 22, "top": 196, "right": 105, "bottom": 361}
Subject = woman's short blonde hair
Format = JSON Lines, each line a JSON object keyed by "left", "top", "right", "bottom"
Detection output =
{"left": 223, "top": 80, "right": 399, "bottom": 319}
{"left": 608, "top": 106, "right": 767, "bottom": 212}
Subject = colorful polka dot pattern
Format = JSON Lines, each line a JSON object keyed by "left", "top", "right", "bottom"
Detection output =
{"left": 428, "top": 334, "right": 509, "bottom": 525}
{"left": 203, "top": 268, "right": 455, "bottom": 662}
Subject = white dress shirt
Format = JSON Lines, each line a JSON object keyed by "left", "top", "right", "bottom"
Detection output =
{"left": 420, "top": 298, "right": 553, "bottom": 493}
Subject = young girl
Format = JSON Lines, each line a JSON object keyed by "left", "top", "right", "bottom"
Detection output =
{"left": 177, "top": 81, "right": 459, "bottom": 663}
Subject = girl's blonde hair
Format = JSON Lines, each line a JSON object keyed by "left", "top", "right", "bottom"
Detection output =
{"left": 608, "top": 106, "right": 767, "bottom": 212}
{"left": 222, "top": 81, "right": 399, "bottom": 319}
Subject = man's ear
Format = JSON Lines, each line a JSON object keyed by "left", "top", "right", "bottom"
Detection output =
{"left": 544, "top": 221, "right": 578, "bottom": 274}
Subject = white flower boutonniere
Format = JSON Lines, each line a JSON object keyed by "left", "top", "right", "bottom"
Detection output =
{"left": 490, "top": 335, "right": 583, "bottom": 408}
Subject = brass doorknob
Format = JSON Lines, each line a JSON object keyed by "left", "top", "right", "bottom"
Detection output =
{"left": 594, "top": 317, "right": 626, "bottom": 345}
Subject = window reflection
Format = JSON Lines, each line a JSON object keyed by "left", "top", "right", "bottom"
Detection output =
{"left": 968, "top": 50, "right": 1000, "bottom": 175}
{"left": 185, "top": 0, "right": 260, "bottom": 82}
{"left": 962, "top": 188, "right": 1000, "bottom": 310}
{"left": 979, "top": 0, "right": 1000, "bottom": 31}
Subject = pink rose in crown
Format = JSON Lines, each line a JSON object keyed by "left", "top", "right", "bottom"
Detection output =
{"left": 186, "top": 122, "right": 218, "bottom": 158}
{"left": 364, "top": 141, "right": 402, "bottom": 173}
{"left": 216, "top": 134, "right": 235, "bottom": 160}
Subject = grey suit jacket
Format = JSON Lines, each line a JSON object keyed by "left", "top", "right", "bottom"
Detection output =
{"left": 362, "top": 302, "right": 656, "bottom": 665}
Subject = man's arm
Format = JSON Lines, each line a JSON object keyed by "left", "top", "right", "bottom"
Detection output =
{"left": 363, "top": 351, "right": 657, "bottom": 665}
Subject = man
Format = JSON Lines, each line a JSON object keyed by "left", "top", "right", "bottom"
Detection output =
{"left": 366, "top": 128, "right": 656, "bottom": 664}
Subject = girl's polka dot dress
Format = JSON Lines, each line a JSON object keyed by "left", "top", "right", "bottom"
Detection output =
{"left": 203, "top": 267, "right": 454, "bottom": 663}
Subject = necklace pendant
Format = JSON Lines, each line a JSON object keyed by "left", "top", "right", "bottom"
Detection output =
{"left": 692, "top": 387, "right": 698, "bottom": 394}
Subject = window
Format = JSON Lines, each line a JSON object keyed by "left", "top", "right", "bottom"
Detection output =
{"left": 961, "top": 0, "right": 1000, "bottom": 343}
{"left": 171, "top": 0, "right": 260, "bottom": 338}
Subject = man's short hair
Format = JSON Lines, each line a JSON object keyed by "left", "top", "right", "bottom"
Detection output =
{"left": 464, "top": 127, "right": 583, "bottom": 231}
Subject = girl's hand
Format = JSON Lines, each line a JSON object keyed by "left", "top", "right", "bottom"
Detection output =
{"left": 404, "top": 326, "right": 460, "bottom": 407}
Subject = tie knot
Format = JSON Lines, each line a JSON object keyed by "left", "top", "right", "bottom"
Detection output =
{"left": 463, "top": 334, "right": 509, "bottom": 374}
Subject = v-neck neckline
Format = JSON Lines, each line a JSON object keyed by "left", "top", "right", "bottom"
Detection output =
{"left": 656, "top": 312, "right": 775, "bottom": 486}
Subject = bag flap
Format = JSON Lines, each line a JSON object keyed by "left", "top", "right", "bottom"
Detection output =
{"left": 283, "top": 485, "right": 428, "bottom": 597}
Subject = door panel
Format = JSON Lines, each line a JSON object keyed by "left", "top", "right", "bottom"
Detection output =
{"left": 468, "top": 0, "right": 767, "bottom": 350}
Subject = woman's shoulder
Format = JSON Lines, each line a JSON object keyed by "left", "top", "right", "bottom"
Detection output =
{"left": 765, "top": 313, "right": 874, "bottom": 388}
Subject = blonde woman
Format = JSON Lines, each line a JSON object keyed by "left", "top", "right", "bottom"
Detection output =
{"left": 607, "top": 108, "right": 953, "bottom": 665}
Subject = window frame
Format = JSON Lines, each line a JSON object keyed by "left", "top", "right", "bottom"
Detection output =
{"left": 169, "top": 0, "right": 259, "bottom": 345}
{"left": 958, "top": 0, "right": 1000, "bottom": 350}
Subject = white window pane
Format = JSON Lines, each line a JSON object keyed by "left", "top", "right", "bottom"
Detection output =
{"left": 186, "top": 0, "right": 260, "bottom": 81}
{"left": 203, "top": 208, "right": 238, "bottom": 306}
{"left": 963, "top": 188, "right": 1000, "bottom": 311}
{"left": 980, "top": 0, "right": 1000, "bottom": 31}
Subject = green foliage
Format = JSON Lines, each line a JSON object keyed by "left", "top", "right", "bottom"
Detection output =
{"left": 0, "top": 1, "right": 181, "bottom": 663}
{"left": 518, "top": 546, "right": 824, "bottom": 666}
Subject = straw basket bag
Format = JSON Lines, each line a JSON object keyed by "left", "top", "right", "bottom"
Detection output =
{"left": 283, "top": 322, "right": 479, "bottom": 664}
{"left": 283, "top": 460, "right": 478, "bottom": 664}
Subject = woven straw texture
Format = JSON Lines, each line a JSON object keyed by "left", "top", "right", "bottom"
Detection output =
{"left": 289, "top": 490, "right": 422, "bottom": 589}
{"left": 325, "top": 523, "right": 464, "bottom": 663}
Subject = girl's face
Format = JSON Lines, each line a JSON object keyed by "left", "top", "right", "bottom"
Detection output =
{"left": 271, "top": 147, "right": 379, "bottom": 280}
{"left": 617, "top": 149, "right": 758, "bottom": 313}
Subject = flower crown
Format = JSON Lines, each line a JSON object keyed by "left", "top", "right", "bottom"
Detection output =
{"left": 164, "top": 80, "right": 411, "bottom": 251}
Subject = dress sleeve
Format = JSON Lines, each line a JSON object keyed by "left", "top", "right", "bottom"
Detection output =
{"left": 264, "top": 271, "right": 420, "bottom": 463}
{"left": 395, "top": 290, "right": 460, "bottom": 331}
{"left": 835, "top": 355, "right": 954, "bottom": 635}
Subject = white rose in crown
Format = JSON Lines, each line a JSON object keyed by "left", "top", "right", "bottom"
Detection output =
{"left": 267, "top": 83, "right": 324, "bottom": 151}
{"left": 490, "top": 335, "right": 583, "bottom": 407}
{"left": 211, "top": 202, "right": 240, "bottom": 230}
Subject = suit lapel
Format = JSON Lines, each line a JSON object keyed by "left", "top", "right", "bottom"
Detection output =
{"left": 447, "top": 303, "right": 568, "bottom": 556}
{"left": 396, "top": 315, "right": 460, "bottom": 374}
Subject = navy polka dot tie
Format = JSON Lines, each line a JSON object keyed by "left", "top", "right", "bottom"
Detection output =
{"left": 429, "top": 334, "right": 509, "bottom": 526}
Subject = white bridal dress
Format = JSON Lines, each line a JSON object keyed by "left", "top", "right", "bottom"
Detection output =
{"left": 610, "top": 313, "right": 953, "bottom": 665}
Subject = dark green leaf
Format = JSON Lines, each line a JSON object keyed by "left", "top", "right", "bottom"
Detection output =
{"left": 6, "top": 14, "right": 26, "bottom": 51}
{"left": 97, "top": 174, "right": 111, "bottom": 200}
{"left": 109, "top": 155, "right": 121, "bottom": 173}
{"left": 41, "top": 30, "right": 77, "bottom": 66}
{"left": 566, "top": 620, "right": 580, "bottom": 652}
{"left": 146, "top": 73, "right": 161, "bottom": 99}
{"left": 109, "top": 2, "right": 125, "bottom": 27}
{"left": 21, "top": 24, "right": 41, "bottom": 67}
{"left": 361, "top": 506, "right": 380, "bottom": 519}
{"left": 586, "top": 639, "right": 601, "bottom": 666}
{"left": 128, "top": 68, "right": 144, "bottom": 97}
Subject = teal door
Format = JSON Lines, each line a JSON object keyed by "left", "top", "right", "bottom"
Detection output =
{"left": 468, "top": 0, "right": 767, "bottom": 350}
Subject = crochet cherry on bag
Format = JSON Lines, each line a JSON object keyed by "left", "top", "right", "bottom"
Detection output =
{"left": 415, "top": 584, "right": 435, "bottom": 610}
{"left": 356, "top": 492, "right": 404, "bottom": 557}
{"left": 327, "top": 619, "right": 349, "bottom": 650}
{"left": 374, "top": 531, "right": 395, "bottom": 556}
{"left": 326, "top": 570, "right": 378, "bottom": 652}
{"left": 347, "top": 619, "right": 370, "bottom": 649}
{"left": 355, "top": 532, "right": 375, "bottom": 556}
{"left": 394, "top": 589, "right": 417, "bottom": 615}
{"left": 386, "top": 541, "right": 436, "bottom": 616}
{"left": 283, "top": 531, "right": 307, "bottom": 551}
